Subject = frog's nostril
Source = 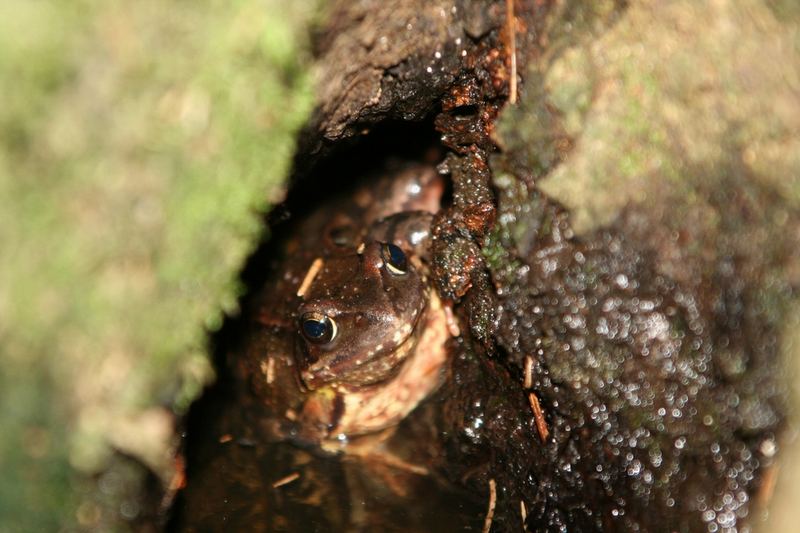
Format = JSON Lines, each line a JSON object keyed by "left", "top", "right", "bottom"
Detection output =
{"left": 328, "top": 224, "right": 356, "bottom": 247}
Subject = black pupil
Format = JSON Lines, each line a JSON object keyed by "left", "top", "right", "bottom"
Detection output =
{"left": 383, "top": 243, "right": 407, "bottom": 273}
{"left": 302, "top": 316, "right": 330, "bottom": 342}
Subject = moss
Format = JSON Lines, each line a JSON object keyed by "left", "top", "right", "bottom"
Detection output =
{"left": 525, "top": 1, "right": 800, "bottom": 234}
{"left": 0, "top": 0, "right": 316, "bottom": 528}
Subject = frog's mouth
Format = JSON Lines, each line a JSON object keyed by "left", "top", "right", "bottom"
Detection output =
{"left": 298, "top": 306, "right": 427, "bottom": 391}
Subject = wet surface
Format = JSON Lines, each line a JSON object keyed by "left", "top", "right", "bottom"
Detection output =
{"left": 170, "top": 124, "right": 489, "bottom": 531}
{"left": 171, "top": 1, "right": 788, "bottom": 531}
{"left": 170, "top": 376, "right": 485, "bottom": 532}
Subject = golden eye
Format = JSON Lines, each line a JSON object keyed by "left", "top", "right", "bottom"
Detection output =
{"left": 300, "top": 312, "right": 337, "bottom": 344}
{"left": 381, "top": 243, "right": 408, "bottom": 275}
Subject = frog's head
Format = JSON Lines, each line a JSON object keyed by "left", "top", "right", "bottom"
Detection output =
{"left": 295, "top": 240, "right": 428, "bottom": 390}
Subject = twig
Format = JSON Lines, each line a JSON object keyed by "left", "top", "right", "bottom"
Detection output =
{"left": 528, "top": 392, "right": 550, "bottom": 442}
{"left": 757, "top": 464, "right": 779, "bottom": 506}
{"left": 261, "top": 357, "right": 276, "bottom": 384}
{"left": 272, "top": 472, "right": 300, "bottom": 488}
{"left": 505, "top": 0, "right": 518, "bottom": 104}
{"left": 520, "top": 500, "right": 528, "bottom": 531}
{"left": 363, "top": 451, "right": 430, "bottom": 476}
{"left": 482, "top": 478, "right": 497, "bottom": 533}
{"left": 523, "top": 355, "right": 533, "bottom": 389}
{"left": 297, "top": 257, "right": 323, "bottom": 297}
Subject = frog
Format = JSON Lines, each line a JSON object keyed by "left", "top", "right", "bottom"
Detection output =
{"left": 237, "top": 162, "right": 452, "bottom": 452}
{"left": 171, "top": 163, "right": 484, "bottom": 531}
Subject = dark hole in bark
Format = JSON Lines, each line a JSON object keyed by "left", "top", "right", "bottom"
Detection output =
{"left": 167, "top": 116, "right": 475, "bottom": 531}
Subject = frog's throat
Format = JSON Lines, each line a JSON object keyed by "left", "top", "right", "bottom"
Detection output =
{"left": 322, "top": 290, "right": 449, "bottom": 439}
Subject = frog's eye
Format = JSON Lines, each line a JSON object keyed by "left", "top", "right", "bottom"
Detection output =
{"left": 381, "top": 242, "right": 408, "bottom": 275}
{"left": 300, "top": 312, "right": 337, "bottom": 344}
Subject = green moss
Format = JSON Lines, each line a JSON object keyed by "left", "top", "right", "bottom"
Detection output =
{"left": 523, "top": 1, "right": 800, "bottom": 234}
{"left": 0, "top": 0, "right": 316, "bottom": 528}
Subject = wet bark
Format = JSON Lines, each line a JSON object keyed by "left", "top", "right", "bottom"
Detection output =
{"left": 176, "top": 1, "right": 798, "bottom": 531}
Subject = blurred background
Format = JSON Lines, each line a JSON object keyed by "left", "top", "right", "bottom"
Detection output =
{"left": 1, "top": 0, "right": 798, "bottom": 531}
{"left": 0, "top": 0, "right": 315, "bottom": 529}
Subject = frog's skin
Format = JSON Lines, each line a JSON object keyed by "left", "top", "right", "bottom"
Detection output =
{"left": 239, "top": 163, "right": 450, "bottom": 449}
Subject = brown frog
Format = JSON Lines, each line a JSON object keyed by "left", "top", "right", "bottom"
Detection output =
{"left": 172, "top": 163, "right": 484, "bottom": 531}
{"left": 239, "top": 163, "right": 451, "bottom": 451}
